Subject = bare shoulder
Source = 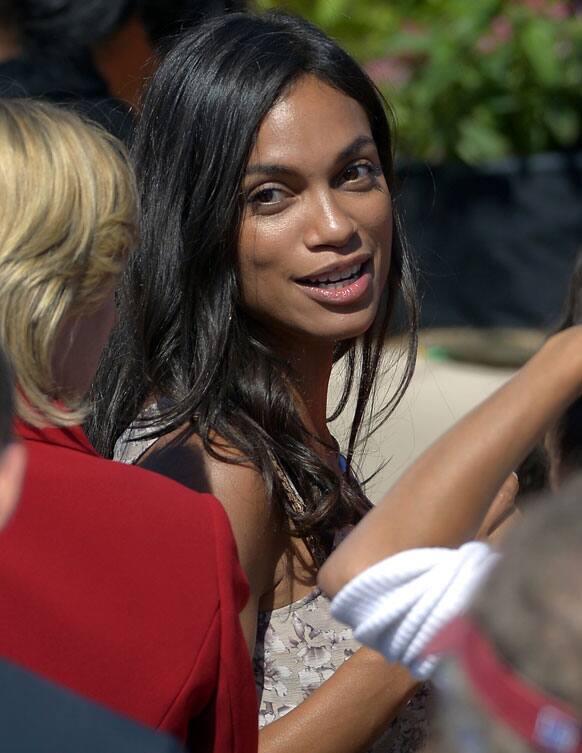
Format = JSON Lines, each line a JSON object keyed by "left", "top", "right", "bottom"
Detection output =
{"left": 140, "top": 429, "right": 274, "bottom": 526}
{"left": 139, "top": 427, "right": 284, "bottom": 595}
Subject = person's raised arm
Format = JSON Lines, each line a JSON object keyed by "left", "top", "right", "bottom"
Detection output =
{"left": 319, "top": 326, "right": 582, "bottom": 598}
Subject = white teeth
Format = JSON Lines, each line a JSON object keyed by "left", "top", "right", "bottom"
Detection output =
{"left": 303, "top": 263, "right": 363, "bottom": 287}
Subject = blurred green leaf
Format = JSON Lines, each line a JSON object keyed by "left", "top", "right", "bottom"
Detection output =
{"left": 546, "top": 108, "right": 581, "bottom": 147}
{"left": 519, "top": 18, "right": 560, "bottom": 86}
{"left": 457, "top": 110, "right": 511, "bottom": 163}
{"left": 250, "top": 0, "right": 582, "bottom": 164}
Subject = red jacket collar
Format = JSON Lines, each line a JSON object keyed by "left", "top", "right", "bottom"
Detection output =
{"left": 15, "top": 419, "right": 99, "bottom": 457}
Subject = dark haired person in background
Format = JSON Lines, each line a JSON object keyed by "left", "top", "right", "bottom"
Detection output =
{"left": 0, "top": 0, "right": 134, "bottom": 141}
{"left": 139, "top": 0, "right": 245, "bottom": 51}
{"left": 546, "top": 253, "right": 582, "bottom": 487}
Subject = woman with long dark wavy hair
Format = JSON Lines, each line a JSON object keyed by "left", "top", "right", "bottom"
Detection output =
{"left": 89, "top": 11, "right": 427, "bottom": 752}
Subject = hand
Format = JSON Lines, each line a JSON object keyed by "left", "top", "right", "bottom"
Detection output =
{"left": 475, "top": 472, "right": 520, "bottom": 546}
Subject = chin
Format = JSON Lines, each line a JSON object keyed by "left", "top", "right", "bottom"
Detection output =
{"left": 302, "top": 311, "right": 379, "bottom": 344}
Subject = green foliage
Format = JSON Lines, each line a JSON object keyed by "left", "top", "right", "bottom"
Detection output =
{"left": 252, "top": 0, "right": 582, "bottom": 163}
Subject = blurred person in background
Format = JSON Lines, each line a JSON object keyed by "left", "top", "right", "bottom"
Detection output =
{"left": 490, "top": 252, "right": 582, "bottom": 506}
{"left": 510, "top": 252, "right": 582, "bottom": 500}
{"left": 429, "top": 481, "right": 582, "bottom": 753}
{"left": 93, "top": 0, "right": 247, "bottom": 111}
{"left": 0, "top": 0, "right": 247, "bottom": 137}
{"left": 139, "top": 0, "right": 245, "bottom": 51}
{"left": 0, "top": 98, "right": 256, "bottom": 753}
{"left": 0, "top": 0, "right": 134, "bottom": 141}
{"left": 546, "top": 253, "right": 582, "bottom": 488}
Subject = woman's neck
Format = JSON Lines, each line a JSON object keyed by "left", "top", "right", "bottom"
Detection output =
{"left": 249, "top": 319, "right": 339, "bottom": 454}
{"left": 280, "top": 338, "right": 336, "bottom": 450}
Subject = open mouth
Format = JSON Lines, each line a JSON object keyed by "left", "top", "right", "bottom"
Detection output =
{"left": 297, "top": 262, "right": 365, "bottom": 289}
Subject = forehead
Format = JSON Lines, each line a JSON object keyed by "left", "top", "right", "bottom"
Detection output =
{"left": 248, "top": 75, "right": 374, "bottom": 169}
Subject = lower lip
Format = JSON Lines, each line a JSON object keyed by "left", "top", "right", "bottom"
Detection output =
{"left": 296, "top": 264, "right": 372, "bottom": 306}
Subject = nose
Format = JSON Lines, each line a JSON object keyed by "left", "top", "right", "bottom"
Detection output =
{"left": 303, "top": 189, "right": 357, "bottom": 250}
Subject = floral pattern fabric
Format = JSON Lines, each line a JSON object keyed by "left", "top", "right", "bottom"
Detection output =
{"left": 254, "top": 589, "right": 431, "bottom": 752}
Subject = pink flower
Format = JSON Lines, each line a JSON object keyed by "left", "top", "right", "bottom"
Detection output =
{"left": 520, "top": 0, "right": 548, "bottom": 10}
{"left": 365, "top": 57, "right": 413, "bottom": 87}
{"left": 547, "top": 2, "right": 569, "bottom": 19}
{"left": 476, "top": 15, "right": 513, "bottom": 54}
{"left": 491, "top": 15, "right": 513, "bottom": 42}
{"left": 518, "top": 0, "right": 569, "bottom": 17}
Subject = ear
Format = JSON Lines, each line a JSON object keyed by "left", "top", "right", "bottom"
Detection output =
{"left": 0, "top": 442, "right": 26, "bottom": 530}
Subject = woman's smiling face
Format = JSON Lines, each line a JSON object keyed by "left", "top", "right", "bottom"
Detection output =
{"left": 238, "top": 74, "right": 392, "bottom": 347}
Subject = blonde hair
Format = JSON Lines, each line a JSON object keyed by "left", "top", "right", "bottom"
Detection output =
{"left": 0, "top": 99, "right": 138, "bottom": 427}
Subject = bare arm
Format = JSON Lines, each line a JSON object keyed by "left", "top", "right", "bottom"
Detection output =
{"left": 258, "top": 651, "right": 416, "bottom": 753}
{"left": 319, "top": 327, "right": 582, "bottom": 597}
{"left": 142, "top": 435, "right": 419, "bottom": 753}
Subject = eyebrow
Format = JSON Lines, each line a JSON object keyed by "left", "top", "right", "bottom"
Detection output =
{"left": 244, "top": 135, "right": 377, "bottom": 178}
{"left": 337, "top": 135, "right": 376, "bottom": 163}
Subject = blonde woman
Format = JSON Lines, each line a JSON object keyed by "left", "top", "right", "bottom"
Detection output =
{"left": 0, "top": 100, "right": 257, "bottom": 753}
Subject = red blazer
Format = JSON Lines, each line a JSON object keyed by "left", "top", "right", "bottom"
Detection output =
{"left": 0, "top": 421, "right": 258, "bottom": 753}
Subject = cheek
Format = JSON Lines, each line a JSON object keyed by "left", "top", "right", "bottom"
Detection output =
{"left": 238, "top": 220, "right": 288, "bottom": 306}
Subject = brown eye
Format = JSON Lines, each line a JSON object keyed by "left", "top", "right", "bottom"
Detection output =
{"left": 343, "top": 164, "right": 368, "bottom": 182}
{"left": 249, "top": 187, "right": 286, "bottom": 205}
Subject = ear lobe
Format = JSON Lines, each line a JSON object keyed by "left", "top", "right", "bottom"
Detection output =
{"left": 0, "top": 443, "right": 26, "bottom": 531}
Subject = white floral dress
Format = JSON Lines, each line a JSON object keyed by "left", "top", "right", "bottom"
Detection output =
{"left": 254, "top": 588, "right": 431, "bottom": 751}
